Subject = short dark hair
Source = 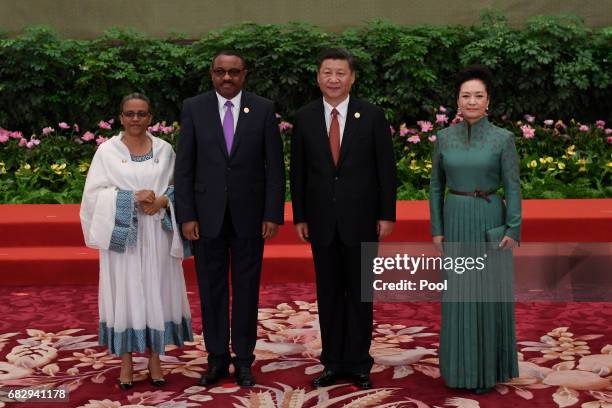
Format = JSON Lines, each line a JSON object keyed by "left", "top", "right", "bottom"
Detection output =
{"left": 455, "top": 64, "right": 494, "bottom": 97}
{"left": 120, "top": 93, "right": 151, "bottom": 113}
{"left": 317, "top": 48, "right": 355, "bottom": 72}
{"left": 211, "top": 50, "right": 247, "bottom": 69}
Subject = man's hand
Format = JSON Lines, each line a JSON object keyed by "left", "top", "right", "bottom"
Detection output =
{"left": 432, "top": 235, "right": 444, "bottom": 255}
{"left": 295, "top": 222, "right": 309, "bottom": 243}
{"left": 261, "top": 222, "right": 279, "bottom": 239}
{"left": 142, "top": 196, "right": 168, "bottom": 216}
{"left": 377, "top": 220, "right": 394, "bottom": 240}
{"left": 134, "top": 190, "right": 155, "bottom": 204}
{"left": 182, "top": 221, "right": 200, "bottom": 240}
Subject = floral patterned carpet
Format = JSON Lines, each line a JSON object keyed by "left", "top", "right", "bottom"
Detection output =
{"left": 0, "top": 283, "right": 611, "bottom": 408}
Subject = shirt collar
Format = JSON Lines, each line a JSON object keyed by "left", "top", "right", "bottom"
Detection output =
{"left": 323, "top": 95, "right": 350, "bottom": 118}
{"left": 216, "top": 91, "right": 242, "bottom": 110}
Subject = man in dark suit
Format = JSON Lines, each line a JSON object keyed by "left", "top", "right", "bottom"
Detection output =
{"left": 175, "top": 50, "right": 285, "bottom": 387}
{"left": 290, "top": 48, "right": 396, "bottom": 389}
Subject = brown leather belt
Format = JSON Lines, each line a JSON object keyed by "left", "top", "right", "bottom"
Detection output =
{"left": 449, "top": 189, "right": 497, "bottom": 203}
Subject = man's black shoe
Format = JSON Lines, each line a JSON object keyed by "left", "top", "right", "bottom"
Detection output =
{"left": 350, "top": 373, "right": 372, "bottom": 389}
{"left": 235, "top": 366, "right": 255, "bottom": 387}
{"left": 199, "top": 365, "right": 229, "bottom": 386}
{"left": 312, "top": 370, "right": 338, "bottom": 388}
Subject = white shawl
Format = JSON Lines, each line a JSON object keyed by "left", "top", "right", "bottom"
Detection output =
{"left": 79, "top": 133, "right": 183, "bottom": 258}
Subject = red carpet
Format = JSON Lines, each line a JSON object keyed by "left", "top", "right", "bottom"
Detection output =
{"left": 0, "top": 284, "right": 611, "bottom": 407}
{"left": 0, "top": 199, "right": 611, "bottom": 285}
{"left": 1, "top": 200, "right": 611, "bottom": 407}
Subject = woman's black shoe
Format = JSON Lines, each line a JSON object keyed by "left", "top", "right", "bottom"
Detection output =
{"left": 150, "top": 377, "right": 166, "bottom": 387}
{"left": 117, "top": 379, "right": 133, "bottom": 391}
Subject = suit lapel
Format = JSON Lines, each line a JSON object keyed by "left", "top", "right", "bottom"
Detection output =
{"left": 205, "top": 92, "right": 229, "bottom": 159}
{"left": 337, "top": 97, "right": 360, "bottom": 168}
{"left": 230, "top": 91, "right": 249, "bottom": 158}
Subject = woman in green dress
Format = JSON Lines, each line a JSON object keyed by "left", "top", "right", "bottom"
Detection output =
{"left": 429, "top": 65, "right": 521, "bottom": 393}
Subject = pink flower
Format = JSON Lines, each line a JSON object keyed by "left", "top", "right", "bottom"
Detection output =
{"left": 399, "top": 124, "right": 409, "bottom": 137}
{"left": 520, "top": 124, "right": 536, "bottom": 139}
{"left": 417, "top": 120, "right": 433, "bottom": 133}
{"left": 279, "top": 121, "right": 293, "bottom": 131}
{"left": 543, "top": 119, "right": 554, "bottom": 126}
{"left": 73, "top": 124, "right": 80, "bottom": 133}
{"left": 58, "top": 122, "right": 70, "bottom": 129}
{"left": 108, "top": 119, "right": 114, "bottom": 125}
{"left": 42, "top": 127, "right": 55, "bottom": 135}
{"left": 555, "top": 120, "right": 567, "bottom": 130}
{"left": 148, "top": 123, "right": 161, "bottom": 133}
{"left": 407, "top": 135, "right": 421, "bottom": 144}
{"left": 161, "top": 126, "right": 174, "bottom": 134}
{"left": 26, "top": 137, "right": 40, "bottom": 149}
{"left": 95, "top": 136, "right": 108, "bottom": 145}
{"left": 10, "top": 131, "right": 23, "bottom": 139}
{"left": 18, "top": 138, "right": 27, "bottom": 146}
{"left": 81, "top": 131, "right": 95, "bottom": 142}
{"left": 451, "top": 114, "right": 464, "bottom": 125}
{"left": 595, "top": 120, "right": 605, "bottom": 129}
{"left": 275, "top": 113, "right": 282, "bottom": 119}
{"left": 579, "top": 125, "right": 590, "bottom": 132}
{"left": 98, "top": 121, "right": 112, "bottom": 130}
{"left": 389, "top": 125, "right": 395, "bottom": 135}
{"left": 428, "top": 135, "right": 437, "bottom": 142}
{"left": 438, "top": 106, "right": 447, "bottom": 113}
{"left": 435, "top": 114, "right": 448, "bottom": 124}
{"left": 524, "top": 114, "right": 535, "bottom": 123}
{"left": 605, "top": 128, "right": 612, "bottom": 135}
{"left": 607, "top": 136, "right": 612, "bottom": 144}
{"left": 0, "top": 130, "right": 8, "bottom": 143}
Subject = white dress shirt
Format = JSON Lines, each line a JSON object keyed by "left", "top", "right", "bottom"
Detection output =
{"left": 323, "top": 95, "right": 350, "bottom": 144}
{"left": 216, "top": 91, "right": 241, "bottom": 132}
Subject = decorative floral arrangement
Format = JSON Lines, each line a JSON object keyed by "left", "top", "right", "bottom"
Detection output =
{"left": 0, "top": 108, "right": 610, "bottom": 203}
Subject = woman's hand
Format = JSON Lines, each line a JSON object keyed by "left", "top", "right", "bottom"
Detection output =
{"left": 499, "top": 236, "right": 518, "bottom": 249}
{"left": 134, "top": 189, "right": 155, "bottom": 204}
{"left": 141, "top": 195, "right": 168, "bottom": 216}
{"left": 432, "top": 235, "right": 444, "bottom": 255}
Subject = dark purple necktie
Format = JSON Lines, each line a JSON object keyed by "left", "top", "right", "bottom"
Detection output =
{"left": 223, "top": 100, "right": 234, "bottom": 152}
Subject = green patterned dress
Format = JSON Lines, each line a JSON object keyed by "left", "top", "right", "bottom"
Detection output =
{"left": 429, "top": 116, "right": 521, "bottom": 389}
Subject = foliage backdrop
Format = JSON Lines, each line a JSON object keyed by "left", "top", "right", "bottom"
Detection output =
{"left": 1, "top": 14, "right": 611, "bottom": 133}
{"left": 1, "top": 15, "right": 611, "bottom": 203}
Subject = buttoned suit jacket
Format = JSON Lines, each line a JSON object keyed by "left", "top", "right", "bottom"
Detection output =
{"left": 175, "top": 91, "right": 285, "bottom": 237}
{"left": 290, "top": 96, "right": 396, "bottom": 246}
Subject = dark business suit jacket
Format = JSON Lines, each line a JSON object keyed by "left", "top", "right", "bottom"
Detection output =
{"left": 175, "top": 91, "right": 285, "bottom": 237}
{"left": 290, "top": 96, "right": 396, "bottom": 246}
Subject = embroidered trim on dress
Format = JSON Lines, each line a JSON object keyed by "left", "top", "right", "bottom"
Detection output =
{"left": 99, "top": 317, "right": 194, "bottom": 356}
{"left": 109, "top": 190, "right": 137, "bottom": 252}
{"left": 130, "top": 149, "right": 153, "bottom": 162}
{"left": 161, "top": 185, "right": 175, "bottom": 232}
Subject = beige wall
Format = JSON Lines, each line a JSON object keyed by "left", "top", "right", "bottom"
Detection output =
{"left": 1, "top": 0, "right": 610, "bottom": 38}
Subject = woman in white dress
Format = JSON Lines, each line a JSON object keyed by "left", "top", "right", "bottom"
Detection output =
{"left": 80, "top": 93, "right": 193, "bottom": 390}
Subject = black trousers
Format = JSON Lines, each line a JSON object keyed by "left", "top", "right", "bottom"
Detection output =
{"left": 193, "top": 208, "right": 264, "bottom": 369}
{"left": 311, "top": 229, "right": 376, "bottom": 374}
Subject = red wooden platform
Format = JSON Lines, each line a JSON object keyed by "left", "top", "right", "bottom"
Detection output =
{"left": 0, "top": 200, "right": 610, "bottom": 285}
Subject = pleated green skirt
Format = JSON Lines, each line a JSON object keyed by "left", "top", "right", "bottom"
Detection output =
{"left": 440, "top": 193, "right": 519, "bottom": 389}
